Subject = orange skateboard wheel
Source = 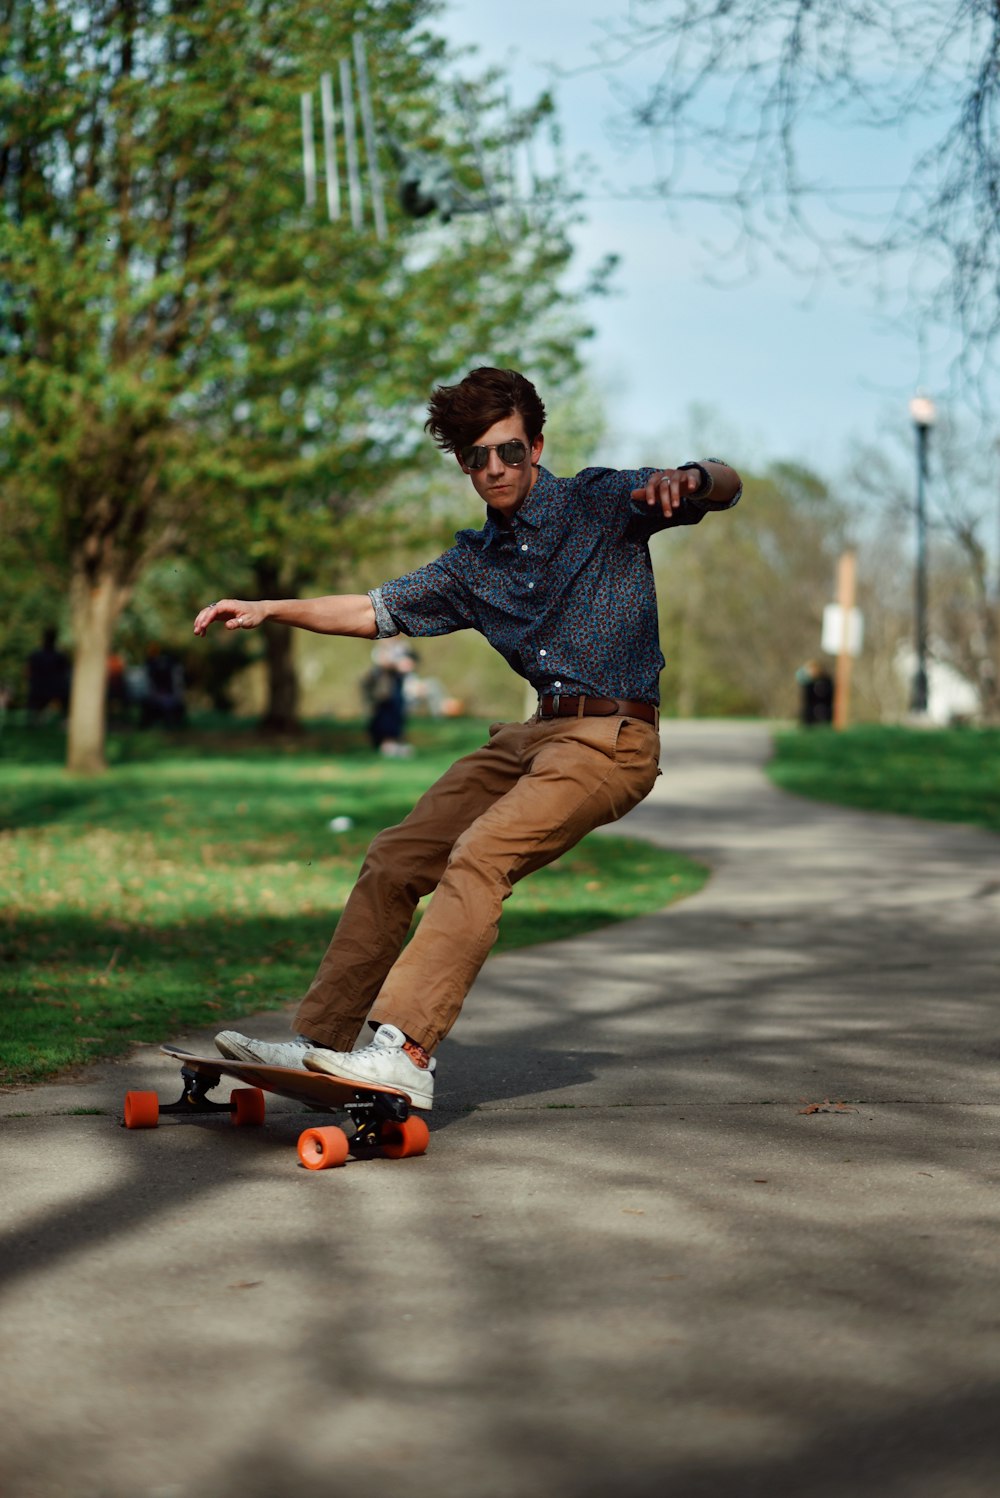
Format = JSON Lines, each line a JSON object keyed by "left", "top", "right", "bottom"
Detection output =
{"left": 297, "top": 1125, "right": 350, "bottom": 1170}
{"left": 380, "top": 1115, "right": 430, "bottom": 1159}
{"left": 124, "top": 1090, "right": 160, "bottom": 1129}
{"left": 230, "top": 1087, "right": 266, "bottom": 1126}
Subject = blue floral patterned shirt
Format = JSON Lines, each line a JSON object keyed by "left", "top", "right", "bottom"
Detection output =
{"left": 369, "top": 463, "right": 739, "bottom": 706}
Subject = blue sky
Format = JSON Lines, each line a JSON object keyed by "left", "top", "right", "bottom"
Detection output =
{"left": 441, "top": 0, "right": 973, "bottom": 476}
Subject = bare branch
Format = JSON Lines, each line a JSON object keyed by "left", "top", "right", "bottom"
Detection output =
{"left": 586, "top": 0, "right": 1000, "bottom": 383}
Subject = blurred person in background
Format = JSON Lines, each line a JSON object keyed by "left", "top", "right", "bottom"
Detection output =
{"left": 26, "top": 627, "right": 70, "bottom": 723}
{"left": 361, "top": 639, "right": 417, "bottom": 758}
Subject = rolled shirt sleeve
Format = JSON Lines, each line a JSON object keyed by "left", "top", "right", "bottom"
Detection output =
{"left": 367, "top": 588, "right": 401, "bottom": 640}
{"left": 375, "top": 555, "right": 476, "bottom": 638}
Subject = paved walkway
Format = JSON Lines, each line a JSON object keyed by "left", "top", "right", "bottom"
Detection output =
{"left": 2, "top": 722, "right": 999, "bottom": 1498}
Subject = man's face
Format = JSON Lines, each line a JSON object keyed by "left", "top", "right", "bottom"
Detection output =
{"left": 456, "top": 413, "right": 544, "bottom": 521}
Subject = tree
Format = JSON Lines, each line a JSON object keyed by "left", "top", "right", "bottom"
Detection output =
{"left": 594, "top": 1, "right": 1000, "bottom": 381}
{"left": 850, "top": 424, "right": 1000, "bottom": 723}
{"left": 0, "top": 0, "right": 591, "bottom": 766}
{"left": 0, "top": 436, "right": 68, "bottom": 705}
{"left": 186, "top": 199, "right": 591, "bottom": 731}
{"left": 655, "top": 458, "right": 848, "bottom": 718}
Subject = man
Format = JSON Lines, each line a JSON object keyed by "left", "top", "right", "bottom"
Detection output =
{"left": 193, "top": 367, "right": 742, "bottom": 1110}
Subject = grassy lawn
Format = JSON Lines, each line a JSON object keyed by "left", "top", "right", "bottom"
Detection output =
{"left": 768, "top": 724, "right": 1000, "bottom": 834}
{"left": 0, "top": 717, "right": 707, "bottom": 1086}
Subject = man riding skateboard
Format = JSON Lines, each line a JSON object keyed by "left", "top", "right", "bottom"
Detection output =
{"left": 192, "top": 367, "right": 742, "bottom": 1111}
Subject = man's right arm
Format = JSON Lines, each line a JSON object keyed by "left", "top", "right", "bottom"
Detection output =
{"left": 192, "top": 594, "right": 377, "bottom": 639}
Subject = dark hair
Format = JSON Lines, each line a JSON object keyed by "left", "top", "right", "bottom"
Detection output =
{"left": 425, "top": 367, "right": 546, "bottom": 454}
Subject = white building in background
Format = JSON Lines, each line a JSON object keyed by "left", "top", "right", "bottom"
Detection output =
{"left": 895, "top": 648, "right": 981, "bottom": 725}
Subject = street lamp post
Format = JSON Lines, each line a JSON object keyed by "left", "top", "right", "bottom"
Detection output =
{"left": 908, "top": 393, "right": 936, "bottom": 714}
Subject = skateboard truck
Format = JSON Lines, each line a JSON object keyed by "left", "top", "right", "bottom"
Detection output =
{"left": 159, "top": 1063, "right": 233, "bottom": 1117}
{"left": 343, "top": 1088, "right": 409, "bottom": 1148}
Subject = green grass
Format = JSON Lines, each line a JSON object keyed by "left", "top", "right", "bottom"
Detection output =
{"left": 768, "top": 724, "right": 1000, "bottom": 834}
{"left": 0, "top": 717, "right": 707, "bottom": 1085}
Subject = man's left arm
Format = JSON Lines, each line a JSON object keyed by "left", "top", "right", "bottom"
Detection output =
{"left": 631, "top": 459, "right": 742, "bottom": 519}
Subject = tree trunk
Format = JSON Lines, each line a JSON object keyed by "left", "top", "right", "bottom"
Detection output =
{"left": 977, "top": 601, "right": 1000, "bottom": 723}
{"left": 66, "top": 569, "right": 120, "bottom": 774}
{"left": 255, "top": 561, "right": 301, "bottom": 733}
{"left": 260, "top": 621, "right": 301, "bottom": 732}
{"left": 953, "top": 524, "right": 1000, "bottom": 724}
{"left": 676, "top": 562, "right": 703, "bottom": 718}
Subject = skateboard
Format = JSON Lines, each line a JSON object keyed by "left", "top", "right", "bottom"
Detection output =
{"left": 122, "top": 1045, "right": 430, "bottom": 1169}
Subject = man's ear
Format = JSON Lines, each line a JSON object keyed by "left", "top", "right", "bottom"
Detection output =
{"left": 532, "top": 434, "right": 544, "bottom": 464}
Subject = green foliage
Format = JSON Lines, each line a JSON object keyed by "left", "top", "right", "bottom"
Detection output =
{"left": 656, "top": 461, "right": 848, "bottom": 718}
{"left": 0, "top": 717, "right": 707, "bottom": 1083}
{"left": 0, "top": 0, "right": 592, "bottom": 757}
{"left": 769, "top": 725, "right": 1000, "bottom": 833}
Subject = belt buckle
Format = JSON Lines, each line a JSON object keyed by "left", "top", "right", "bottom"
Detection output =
{"left": 550, "top": 693, "right": 560, "bottom": 717}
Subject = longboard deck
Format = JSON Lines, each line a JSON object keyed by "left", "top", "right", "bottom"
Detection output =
{"left": 125, "top": 1044, "right": 429, "bottom": 1164}
{"left": 160, "top": 1044, "right": 415, "bottom": 1112}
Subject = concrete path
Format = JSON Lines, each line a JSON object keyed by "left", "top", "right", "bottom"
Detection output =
{"left": 2, "top": 721, "right": 999, "bottom": 1498}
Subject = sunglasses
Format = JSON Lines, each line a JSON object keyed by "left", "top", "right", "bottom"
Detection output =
{"left": 460, "top": 439, "right": 528, "bottom": 471}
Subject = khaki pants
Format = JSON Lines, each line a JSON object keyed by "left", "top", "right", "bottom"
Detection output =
{"left": 293, "top": 714, "right": 661, "bottom": 1053}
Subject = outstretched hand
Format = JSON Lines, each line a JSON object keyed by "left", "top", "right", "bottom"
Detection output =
{"left": 630, "top": 467, "right": 704, "bottom": 517}
{"left": 193, "top": 600, "right": 267, "bottom": 636}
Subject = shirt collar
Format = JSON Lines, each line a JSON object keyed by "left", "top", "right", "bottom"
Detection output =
{"left": 482, "top": 465, "right": 556, "bottom": 543}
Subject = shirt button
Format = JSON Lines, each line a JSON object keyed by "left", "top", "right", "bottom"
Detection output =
{"left": 554, "top": 681, "right": 562, "bottom": 688}
{"left": 539, "top": 649, "right": 547, "bottom": 657}
{"left": 520, "top": 543, "right": 528, "bottom": 552}
{"left": 528, "top": 581, "right": 535, "bottom": 589}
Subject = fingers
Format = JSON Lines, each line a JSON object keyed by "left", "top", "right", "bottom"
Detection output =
{"left": 193, "top": 602, "right": 220, "bottom": 636}
{"left": 193, "top": 600, "right": 257, "bottom": 635}
{"left": 225, "top": 608, "right": 258, "bottom": 631}
{"left": 629, "top": 469, "right": 700, "bottom": 516}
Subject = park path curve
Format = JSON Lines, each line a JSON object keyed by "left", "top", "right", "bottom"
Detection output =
{"left": 2, "top": 719, "right": 1000, "bottom": 1498}
{"left": 461, "top": 718, "right": 1000, "bottom": 1114}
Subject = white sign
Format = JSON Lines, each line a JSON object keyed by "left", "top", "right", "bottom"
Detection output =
{"left": 822, "top": 604, "right": 864, "bottom": 657}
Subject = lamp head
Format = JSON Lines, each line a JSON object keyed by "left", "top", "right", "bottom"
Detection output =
{"left": 909, "top": 393, "right": 936, "bottom": 429}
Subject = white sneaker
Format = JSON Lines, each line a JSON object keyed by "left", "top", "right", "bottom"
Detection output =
{"left": 303, "top": 1024, "right": 435, "bottom": 1110}
{"left": 215, "top": 1031, "right": 317, "bottom": 1068}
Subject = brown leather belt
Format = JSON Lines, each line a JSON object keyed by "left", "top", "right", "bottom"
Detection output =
{"left": 537, "top": 693, "right": 658, "bottom": 727}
